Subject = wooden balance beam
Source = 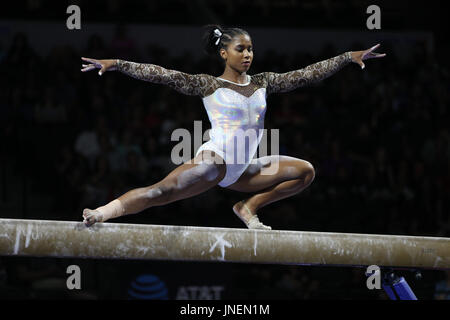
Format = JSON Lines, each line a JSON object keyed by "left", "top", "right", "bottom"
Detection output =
{"left": 0, "top": 218, "right": 449, "bottom": 269}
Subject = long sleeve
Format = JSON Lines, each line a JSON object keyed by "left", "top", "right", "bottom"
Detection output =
{"left": 116, "top": 60, "right": 215, "bottom": 97}
{"left": 264, "top": 52, "right": 353, "bottom": 95}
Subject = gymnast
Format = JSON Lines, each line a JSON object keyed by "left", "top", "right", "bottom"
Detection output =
{"left": 80, "top": 25, "right": 385, "bottom": 229}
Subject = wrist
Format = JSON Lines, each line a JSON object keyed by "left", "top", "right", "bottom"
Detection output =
{"left": 113, "top": 59, "right": 120, "bottom": 71}
{"left": 349, "top": 51, "right": 355, "bottom": 62}
{"left": 349, "top": 51, "right": 359, "bottom": 63}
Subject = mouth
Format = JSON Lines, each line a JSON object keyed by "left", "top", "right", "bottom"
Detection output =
{"left": 242, "top": 61, "right": 251, "bottom": 66}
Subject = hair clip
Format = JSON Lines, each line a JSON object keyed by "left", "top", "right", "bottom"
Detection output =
{"left": 213, "top": 29, "right": 222, "bottom": 46}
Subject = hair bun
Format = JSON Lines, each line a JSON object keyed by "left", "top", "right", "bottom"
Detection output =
{"left": 201, "top": 25, "right": 249, "bottom": 58}
{"left": 202, "top": 24, "right": 224, "bottom": 55}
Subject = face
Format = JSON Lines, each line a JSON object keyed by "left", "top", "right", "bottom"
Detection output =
{"left": 220, "top": 34, "right": 253, "bottom": 73}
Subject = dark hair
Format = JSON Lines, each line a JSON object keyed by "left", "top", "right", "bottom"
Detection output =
{"left": 202, "top": 24, "right": 250, "bottom": 57}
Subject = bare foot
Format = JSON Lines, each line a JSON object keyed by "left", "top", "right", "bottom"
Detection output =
{"left": 232, "top": 200, "right": 272, "bottom": 230}
{"left": 82, "top": 209, "right": 104, "bottom": 227}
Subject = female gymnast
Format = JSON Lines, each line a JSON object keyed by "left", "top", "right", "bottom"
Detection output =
{"left": 80, "top": 25, "right": 385, "bottom": 229}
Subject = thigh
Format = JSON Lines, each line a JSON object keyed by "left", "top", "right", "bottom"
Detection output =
{"left": 225, "top": 155, "right": 312, "bottom": 193}
{"left": 161, "top": 150, "right": 227, "bottom": 199}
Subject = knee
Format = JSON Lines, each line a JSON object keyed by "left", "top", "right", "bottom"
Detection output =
{"left": 285, "top": 160, "right": 315, "bottom": 182}
{"left": 287, "top": 161, "right": 315, "bottom": 189}
{"left": 303, "top": 161, "right": 316, "bottom": 184}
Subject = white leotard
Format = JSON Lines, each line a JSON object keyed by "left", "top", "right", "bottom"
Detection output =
{"left": 195, "top": 75, "right": 268, "bottom": 186}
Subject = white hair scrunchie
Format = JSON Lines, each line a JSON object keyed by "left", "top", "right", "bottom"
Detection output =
{"left": 213, "top": 29, "right": 223, "bottom": 46}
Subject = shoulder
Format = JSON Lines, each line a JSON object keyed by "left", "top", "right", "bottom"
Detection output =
{"left": 250, "top": 72, "right": 273, "bottom": 87}
{"left": 193, "top": 73, "right": 220, "bottom": 85}
{"left": 195, "top": 73, "right": 217, "bottom": 80}
{"left": 193, "top": 74, "right": 222, "bottom": 97}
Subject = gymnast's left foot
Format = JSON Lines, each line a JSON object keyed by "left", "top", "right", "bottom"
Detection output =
{"left": 82, "top": 208, "right": 103, "bottom": 227}
{"left": 232, "top": 200, "right": 272, "bottom": 230}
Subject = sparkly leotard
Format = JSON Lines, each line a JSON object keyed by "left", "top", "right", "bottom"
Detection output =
{"left": 117, "top": 51, "right": 352, "bottom": 187}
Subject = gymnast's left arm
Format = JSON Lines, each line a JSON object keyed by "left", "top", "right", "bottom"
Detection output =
{"left": 265, "top": 43, "right": 386, "bottom": 95}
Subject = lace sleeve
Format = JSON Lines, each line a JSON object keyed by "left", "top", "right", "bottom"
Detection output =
{"left": 265, "top": 52, "right": 352, "bottom": 95}
{"left": 116, "top": 60, "right": 215, "bottom": 97}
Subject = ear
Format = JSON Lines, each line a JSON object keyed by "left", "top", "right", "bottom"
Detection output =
{"left": 219, "top": 48, "right": 227, "bottom": 61}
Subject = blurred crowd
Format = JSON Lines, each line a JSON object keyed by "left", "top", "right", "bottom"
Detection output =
{"left": 1, "top": 26, "right": 449, "bottom": 299}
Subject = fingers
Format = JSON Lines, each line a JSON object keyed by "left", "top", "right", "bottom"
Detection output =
{"left": 360, "top": 44, "right": 386, "bottom": 66}
{"left": 373, "top": 53, "right": 387, "bottom": 58}
{"left": 369, "top": 43, "right": 380, "bottom": 51}
{"left": 81, "top": 57, "right": 98, "bottom": 72}
{"left": 81, "top": 57, "right": 96, "bottom": 63}
{"left": 81, "top": 57, "right": 105, "bottom": 75}
{"left": 353, "top": 44, "right": 385, "bottom": 70}
{"left": 368, "top": 44, "right": 386, "bottom": 58}
{"left": 81, "top": 64, "right": 96, "bottom": 72}
{"left": 366, "top": 51, "right": 386, "bottom": 59}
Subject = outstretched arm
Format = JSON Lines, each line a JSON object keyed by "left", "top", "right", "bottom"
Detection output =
{"left": 80, "top": 58, "right": 212, "bottom": 96}
{"left": 265, "top": 44, "right": 386, "bottom": 95}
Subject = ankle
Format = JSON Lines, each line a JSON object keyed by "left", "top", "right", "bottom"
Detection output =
{"left": 234, "top": 200, "right": 255, "bottom": 221}
{"left": 242, "top": 201, "right": 258, "bottom": 217}
{"left": 96, "top": 199, "right": 125, "bottom": 222}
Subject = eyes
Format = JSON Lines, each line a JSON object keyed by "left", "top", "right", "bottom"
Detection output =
{"left": 236, "top": 46, "right": 253, "bottom": 53}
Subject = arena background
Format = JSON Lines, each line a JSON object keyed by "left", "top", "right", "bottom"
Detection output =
{"left": 0, "top": 0, "right": 449, "bottom": 300}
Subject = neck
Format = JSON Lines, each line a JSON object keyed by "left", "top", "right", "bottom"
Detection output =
{"left": 220, "top": 66, "right": 247, "bottom": 84}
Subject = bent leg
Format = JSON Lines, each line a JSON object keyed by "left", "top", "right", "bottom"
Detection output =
{"left": 226, "top": 155, "right": 315, "bottom": 229}
{"left": 83, "top": 151, "right": 226, "bottom": 226}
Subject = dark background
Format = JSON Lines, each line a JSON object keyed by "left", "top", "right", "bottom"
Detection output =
{"left": 0, "top": 0, "right": 449, "bottom": 300}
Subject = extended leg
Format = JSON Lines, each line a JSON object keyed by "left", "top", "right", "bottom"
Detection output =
{"left": 83, "top": 151, "right": 226, "bottom": 226}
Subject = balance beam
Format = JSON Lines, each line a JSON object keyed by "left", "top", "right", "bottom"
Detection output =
{"left": 0, "top": 218, "right": 449, "bottom": 269}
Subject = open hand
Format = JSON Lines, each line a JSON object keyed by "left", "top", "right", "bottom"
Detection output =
{"left": 351, "top": 44, "right": 386, "bottom": 69}
{"left": 81, "top": 57, "right": 118, "bottom": 76}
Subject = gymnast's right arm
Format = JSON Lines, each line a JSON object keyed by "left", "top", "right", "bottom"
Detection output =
{"left": 80, "top": 57, "right": 212, "bottom": 96}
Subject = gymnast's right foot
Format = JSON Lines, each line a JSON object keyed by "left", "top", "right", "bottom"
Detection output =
{"left": 232, "top": 200, "right": 272, "bottom": 230}
{"left": 82, "top": 209, "right": 104, "bottom": 227}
